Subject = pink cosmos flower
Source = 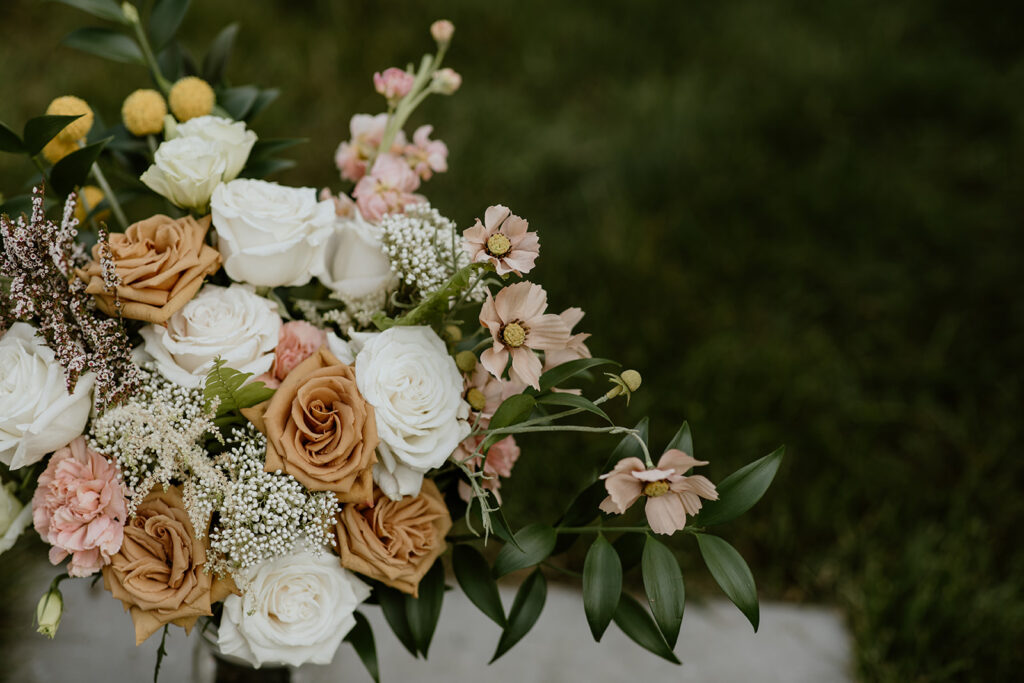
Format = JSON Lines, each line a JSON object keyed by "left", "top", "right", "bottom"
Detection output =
{"left": 352, "top": 153, "right": 424, "bottom": 223}
{"left": 599, "top": 449, "right": 718, "bottom": 535}
{"left": 374, "top": 67, "right": 416, "bottom": 101}
{"left": 334, "top": 114, "right": 407, "bottom": 183}
{"left": 544, "top": 307, "right": 592, "bottom": 370}
{"left": 479, "top": 281, "right": 571, "bottom": 389}
{"left": 405, "top": 125, "right": 448, "bottom": 181}
{"left": 463, "top": 205, "right": 540, "bottom": 276}
{"left": 454, "top": 433, "right": 521, "bottom": 503}
{"left": 463, "top": 363, "right": 527, "bottom": 419}
{"left": 32, "top": 437, "right": 127, "bottom": 577}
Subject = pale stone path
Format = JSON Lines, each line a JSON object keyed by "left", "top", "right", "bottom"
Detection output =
{"left": 7, "top": 566, "right": 852, "bottom": 682}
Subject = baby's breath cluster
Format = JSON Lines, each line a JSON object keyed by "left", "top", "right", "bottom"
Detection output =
{"left": 381, "top": 202, "right": 484, "bottom": 300}
{"left": 88, "top": 365, "right": 220, "bottom": 516}
{"left": 201, "top": 424, "right": 339, "bottom": 580}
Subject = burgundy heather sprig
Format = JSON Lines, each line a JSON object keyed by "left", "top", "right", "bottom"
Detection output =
{"left": 0, "top": 184, "right": 140, "bottom": 410}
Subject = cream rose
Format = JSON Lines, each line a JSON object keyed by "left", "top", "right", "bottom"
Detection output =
{"left": 139, "top": 284, "right": 281, "bottom": 388}
{"left": 211, "top": 179, "right": 335, "bottom": 287}
{"left": 218, "top": 550, "right": 370, "bottom": 668}
{"left": 355, "top": 326, "right": 470, "bottom": 499}
{"left": 0, "top": 482, "right": 32, "bottom": 554}
{"left": 140, "top": 136, "right": 228, "bottom": 213}
{"left": 170, "top": 115, "right": 256, "bottom": 180}
{"left": 317, "top": 211, "right": 397, "bottom": 300}
{"left": 0, "top": 323, "right": 94, "bottom": 470}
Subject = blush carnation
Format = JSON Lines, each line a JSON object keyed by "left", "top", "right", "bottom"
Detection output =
{"left": 268, "top": 321, "right": 327, "bottom": 385}
{"left": 32, "top": 437, "right": 127, "bottom": 577}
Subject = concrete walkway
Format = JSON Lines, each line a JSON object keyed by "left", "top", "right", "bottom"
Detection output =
{"left": 6, "top": 567, "right": 852, "bottom": 682}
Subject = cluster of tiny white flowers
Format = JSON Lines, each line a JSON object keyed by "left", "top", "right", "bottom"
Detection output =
{"left": 201, "top": 423, "right": 339, "bottom": 581}
{"left": 88, "top": 365, "right": 221, "bottom": 518}
{"left": 329, "top": 289, "right": 388, "bottom": 328}
{"left": 381, "top": 202, "right": 485, "bottom": 301}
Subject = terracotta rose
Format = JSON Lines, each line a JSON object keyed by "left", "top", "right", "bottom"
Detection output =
{"left": 335, "top": 479, "right": 452, "bottom": 597}
{"left": 102, "top": 486, "right": 235, "bottom": 644}
{"left": 77, "top": 214, "right": 221, "bottom": 324}
{"left": 243, "top": 347, "right": 378, "bottom": 503}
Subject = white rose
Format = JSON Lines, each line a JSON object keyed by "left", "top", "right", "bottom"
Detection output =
{"left": 140, "top": 136, "right": 228, "bottom": 213}
{"left": 139, "top": 284, "right": 281, "bottom": 388}
{"left": 211, "top": 179, "right": 335, "bottom": 287}
{"left": 218, "top": 550, "right": 370, "bottom": 668}
{"left": 325, "top": 331, "right": 355, "bottom": 365}
{"left": 355, "top": 326, "right": 470, "bottom": 499}
{"left": 170, "top": 115, "right": 256, "bottom": 180}
{"left": 0, "top": 482, "right": 32, "bottom": 554}
{"left": 317, "top": 211, "right": 397, "bottom": 300}
{"left": 0, "top": 323, "right": 94, "bottom": 470}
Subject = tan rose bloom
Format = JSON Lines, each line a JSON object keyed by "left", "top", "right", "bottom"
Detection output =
{"left": 335, "top": 479, "right": 452, "bottom": 597}
{"left": 77, "top": 214, "right": 221, "bottom": 324}
{"left": 243, "top": 347, "right": 378, "bottom": 503}
{"left": 101, "top": 486, "right": 236, "bottom": 645}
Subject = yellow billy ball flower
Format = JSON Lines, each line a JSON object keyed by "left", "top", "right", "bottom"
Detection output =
{"left": 169, "top": 76, "right": 215, "bottom": 121}
{"left": 45, "top": 96, "right": 94, "bottom": 142}
{"left": 73, "top": 185, "right": 110, "bottom": 224}
{"left": 122, "top": 89, "right": 167, "bottom": 136}
{"left": 41, "top": 136, "right": 80, "bottom": 164}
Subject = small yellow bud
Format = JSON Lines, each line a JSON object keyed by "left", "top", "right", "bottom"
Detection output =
{"left": 444, "top": 324, "right": 463, "bottom": 343}
{"left": 604, "top": 370, "right": 643, "bottom": 403}
{"left": 455, "top": 350, "right": 477, "bottom": 374}
{"left": 73, "top": 186, "right": 109, "bottom": 224}
{"left": 41, "top": 136, "right": 80, "bottom": 164}
{"left": 121, "top": 2, "right": 139, "bottom": 23}
{"left": 46, "top": 96, "right": 94, "bottom": 142}
{"left": 36, "top": 588, "right": 63, "bottom": 639}
{"left": 122, "top": 89, "right": 167, "bottom": 136}
{"left": 465, "top": 387, "right": 487, "bottom": 412}
{"left": 620, "top": 370, "right": 642, "bottom": 392}
{"left": 169, "top": 77, "right": 215, "bottom": 122}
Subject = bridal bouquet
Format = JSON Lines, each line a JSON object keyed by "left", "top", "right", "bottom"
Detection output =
{"left": 0, "top": 1, "right": 783, "bottom": 679}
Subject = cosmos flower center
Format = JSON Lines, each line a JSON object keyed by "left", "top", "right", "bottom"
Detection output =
{"left": 501, "top": 321, "right": 527, "bottom": 348}
{"left": 642, "top": 480, "right": 670, "bottom": 497}
{"left": 486, "top": 233, "right": 512, "bottom": 256}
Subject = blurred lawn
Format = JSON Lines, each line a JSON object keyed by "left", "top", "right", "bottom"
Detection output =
{"left": 2, "top": 0, "right": 1023, "bottom": 680}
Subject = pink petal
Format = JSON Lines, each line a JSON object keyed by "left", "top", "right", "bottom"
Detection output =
{"left": 632, "top": 468, "right": 674, "bottom": 482}
{"left": 524, "top": 313, "right": 571, "bottom": 350}
{"left": 502, "top": 215, "right": 530, "bottom": 238}
{"left": 671, "top": 474, "right": 718, "bottom": 501}
{"left": 509, "top": 346, "right": 543, "bottom": 389}
{"left": 481, "top": 346, "right": 510, "bottom": 379}
{"left": 657, "top": 449, "right": 708, "bottom": 472}
{"left": 645, "top": 495, "right": 688, "bottom": 535}
{"left": 484, "top": 205, "right": 511, "bottom": 231}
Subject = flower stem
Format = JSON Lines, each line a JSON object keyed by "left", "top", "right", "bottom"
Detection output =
{"left": 129, "top": 13, "right": 173, "bottom": 97}
{"left": 89, "top": 163, "right": 128, "bottom": 231}
{"left": 555, "top": 526, "right": 650, "bottom": 534}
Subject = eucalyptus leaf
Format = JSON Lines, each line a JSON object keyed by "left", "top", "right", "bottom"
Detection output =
{"left": 405, "top": 560, "right": 445, "bottom": 656}
{"left": 50, "top": 139, "right": 109, "bottom": 196}
{"left": 642, "top": 535, "right": 686, "bottom": 647}
{"left": 582, "top": 535, "right": 622, "bottom": 641}
{"left": 490, "top": 569, "right": 546, "bottom": 663}
{"left": 612, "top": 593, "right": 681, "bottom": 664}
{"left": 453, "top": 545, "right": 506, "bottom": 627}
{"left": 493, "top": 523, "right": 556, "bottom": 577}
{"left": 23, "top": 115, "right": 83, "bottom": 156}
{"left": 61, "top": 27, "right": 144, "bottom": 64}
{"left": 696, "top": 533, "right": 759, "bottom": 631}
{"left": 344, "top": 612, "right": 380, "bottom": 683}
{"left": 695, "top": 446, "right": 784, "bottom": 527}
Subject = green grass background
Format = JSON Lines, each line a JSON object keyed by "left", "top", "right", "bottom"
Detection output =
{"left": 2, "top": 0, "right": 1023, "bottom": 680}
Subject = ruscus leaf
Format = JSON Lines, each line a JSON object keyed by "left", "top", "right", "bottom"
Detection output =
{"left": 695, "top": 446, "right": 785, "bottom": 527}
{"left": 344, "top": 612, "right": 380, "bottom": 683}
{"left": 612, "top": 593, "right": 681, "bottom": 664}
{"left": 642, "top": 535, "right": 686, "bottom": 647}
{"left": 490, "top": 569, "right": 546, "bottom": 663}
{"left": 696, "top": 533, "right": 759, "bottom": 631}
{"left": 61, "top": 27, "right": 145, "bottom": 64}
{"left": 493, "top": 523, "right": 556, "bottom": 577}
{"left": 583, "top": 534, "right": 622, "bottom": 641}
{"left": 453, "top": 545, "right": 506, "bottom": 627}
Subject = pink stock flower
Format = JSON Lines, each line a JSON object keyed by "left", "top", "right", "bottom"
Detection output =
{"left": 599, "top": 449, "right": 718, "bottom": 535}
{"left": 319, "top": 188, "right": 356, "bottom": 218}
{"left": 544, "top": 307, "right": 592, "bottom": 370}
{"left": 334, "top": 114, "right": 407, "bottom": 183}
{"left": 463, "top": 205, "right": 540, "bottom": 276}
{"left": 432, "top": 68, "right": 462, "bottom": 95}
{"left": 374, "top": 67, "right": 415, "bottom": 101}
{"left": 405, "top": 125, "right": 448, "bottom": 181}
{"left": 270, "top": 321, "right": 328, "bottom": 383}
{"left": 352, "top": 153, "right": 423, "bottom": 223}
{"left": 31, "top": 437, "right": 128, "bottom": 577}
{"left": 455, "top": 433, "right": 521, "bottom": 502}
{"left": 479, "top": 282, "right": 571, "bottom": 389}
{"left": 431, "top": 19, "right": 455, "bottom": 44}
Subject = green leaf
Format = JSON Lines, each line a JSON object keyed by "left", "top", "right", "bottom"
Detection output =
{"left": 696, "top": 533, "right": 759, "bottom": 631}
{"left": 23, "top": 115, "right": 83, "bottom": 156}
{"left": 202, "top": 358, "right": 275, "bottom": 416}
{"left": 537, "top": 357, "right": 619, "bottom": 393}
{"left": 376, "top": 585, "right": 418, "bottom": 657}
{"left": 149, "top": 0, "right": 190, "bottom": 50}
{"left": 405, "top": 559, "right": 445, "bottom": 656}
{"left": 240, "top": 158, "right": 296, "bottom": 179}
{"left": 0, "top": 194, "right": 34, "bottom": 218}
{"left": 49, "top": 0, "right": 129, "bottom": 24}
{"left": 220, "top": 85, "right": 261, "bottom": 120}
{"left": 453, "top": 545, "right": 506, "bottom": 627}
{"left": 481, "top": 393, "right": 536, "bottom": 451}
{"left": 536, "top": 392, "right": 611, "bottom": 422}
{"left": 248, "top": 137, "right": 306, "bottom": 162}
{"left": 247, "top": 88, "right": 280, "bottom": 119}
{"left": 493, "top": 523, "right": 556, "bottom": 577}
{"left": 582, "top": 535, "right": 622, "bottom": 641}
{"left": 62, "top": 27, "right": 145, "bottom": 64}
{"left": 613, "top": 532, "right": 646, "bottom": 572}
{"left": 558, "top": 479, "right": 607, "bottom": 528}
{"left": 603, "top": 417, "right": 650, "bottom": 470}
{"left": 695, "top": 446, "right": 784, "bottom": 527}
{"left": 465, "top": 490, "right": 518, "bottom": 548}
{"left": 665, "top": 421, "right": 693, "bottom": 459}
{"left": 202, "top": 23, "right": 239, "bottom": 84}
{"left": 490, "top": 569, "right": 546, "bottom": 663}
{"left": 642, "top": 535, "right": 685, "bottom": 648}
{"left": 50, "top": 139, "right": 109, "bottom": 196}
{"left": 344, "top": 612, "right": 379, "bottom": 683}
{"left": 0, "top": 121, "right": 25, "bottom": 154}
{"left": 612, "top": 593, "right": 681, "bottom": 664}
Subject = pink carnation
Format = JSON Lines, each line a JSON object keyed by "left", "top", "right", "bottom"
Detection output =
{"left": 352, "top": 153, "right": 424, "bottom": 223}
{"left": 269, "top": 321, "right": 328, "bottom": 384}
{"left": 32, "top": 437, "right": 127, "bottom": 577}
{"left": 405, "top": 125, "right": 448, "bottom": 181}
{"left": 374, "top": 67, "right": 415, "bottom": 101}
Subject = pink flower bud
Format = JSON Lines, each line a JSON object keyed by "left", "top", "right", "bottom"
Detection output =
{"left": 431, "top": 19, "right": 455, "bottom": 44}
{"left": 373, "top": 67, "right": 415, "bottom": 102}
{"left": 432, "top": 68, "right": 462, "bottom": 95}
